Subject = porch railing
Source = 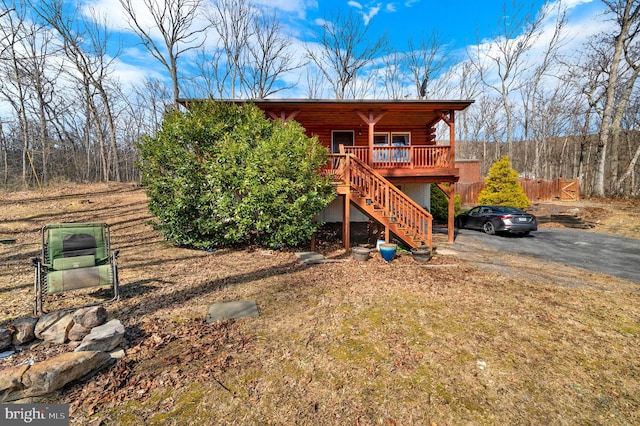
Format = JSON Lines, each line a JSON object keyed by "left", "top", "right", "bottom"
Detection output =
{"left": 341, "top": 145, "right": 452, "bottom": 169}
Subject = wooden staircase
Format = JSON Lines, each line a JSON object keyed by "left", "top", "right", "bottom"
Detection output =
{"left": 326, "top": 154, "right": 433, "bottom": 249}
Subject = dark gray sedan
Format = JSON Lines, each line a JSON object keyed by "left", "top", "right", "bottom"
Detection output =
{"left": 455, "top": 205, "right": 538, "bottom": 236}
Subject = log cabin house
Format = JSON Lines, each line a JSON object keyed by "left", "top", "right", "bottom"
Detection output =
{"left": 179, "top": 99, "right": 475, "bottom": 250}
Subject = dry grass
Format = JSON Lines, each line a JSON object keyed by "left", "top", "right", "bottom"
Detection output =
{"left": 1, "top": 183, "right": 639, "bottom": 425}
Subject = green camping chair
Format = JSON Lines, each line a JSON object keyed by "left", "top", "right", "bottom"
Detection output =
{"left": 32, "top": 222, "right": 120, "bottom": 315}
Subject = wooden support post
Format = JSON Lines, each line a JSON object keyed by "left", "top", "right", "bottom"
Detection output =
{"left": 343, "top": 194, "right": 351, "bottom": 250}
{"left": 437, "top": 182, "right": 456, "bottom": 244}
{"left": 447, "top": 183, "right": 455, "bottom": 243}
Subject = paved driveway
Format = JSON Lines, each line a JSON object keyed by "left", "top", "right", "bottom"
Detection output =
{"left": 451, "top": 228, "right": 640, "bottom": 284}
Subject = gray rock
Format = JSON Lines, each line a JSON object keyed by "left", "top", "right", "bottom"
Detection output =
{"left": 0, "top": 363, "right": 30, "bottom": 400}
{"left": 75, "top": 319, "right": 124, "bottom": 352}
{"left": 109, "top": 348, "right": 126, "bottom": 360}
{"left": 68, "top": 323, "right": 92, "bottom": 342}
{"left": 0, "top": 328, "right": 12, "bottom": 351}
{"left": 73, "top": 306, "right": 108, "bottom": 329}
{"left": 35, "top": 311, "right": 74, "bottom": 344}
{"left": 12, "top": 317, "right": 38, "bottom": 346}
{"left": 0, "top": 351, "right": 111, "bottom": 402}
{"left": 67, "top": 341, "right": 81, "bottom": 351}
{"left": 35, "top": 311, "right": 73, "bottom": 344}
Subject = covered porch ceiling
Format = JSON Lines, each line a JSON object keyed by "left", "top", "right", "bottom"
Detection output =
{"left": 179, "top": 99, "right": 475, "bottom": 128}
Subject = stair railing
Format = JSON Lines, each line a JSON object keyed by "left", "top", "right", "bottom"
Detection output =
{"left": 327, "top": 154, "right": 432, "bottom": 248}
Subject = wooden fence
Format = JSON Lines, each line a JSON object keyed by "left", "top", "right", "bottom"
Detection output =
{"left": 456, "top": 178, "right": 580, "bottom": 205}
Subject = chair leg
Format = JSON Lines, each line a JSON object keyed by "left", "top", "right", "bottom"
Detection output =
{"left": 111, "top": 249, "right": 120, "bottom": 302}
{"left": 32, "top": 257, "right": 42, "bottom": 316}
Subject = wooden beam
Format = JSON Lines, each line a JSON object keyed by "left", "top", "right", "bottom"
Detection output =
{"left": 438, "top": 111, "right": 452, "bottom": 126}
{"left": 356, "top": 110, "right": 387, "bottom": 167}
{"left": 266, "top": 110, "right": 300, "bottom": 122}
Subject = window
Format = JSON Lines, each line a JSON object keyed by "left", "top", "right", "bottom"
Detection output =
{"left": 391, "top": 133, "right": 410, "bottom": 146}
{"left": 374, "top": 133, "right": 389, "bottom": 145}
{"left": 332, "top": 130, "right": 354, "bottom": 153}
{"left": 372, "top": 132, "right": 411, "bottom": 162}
{"left": 392, "top": 133, "right": 410, "bottom": 162}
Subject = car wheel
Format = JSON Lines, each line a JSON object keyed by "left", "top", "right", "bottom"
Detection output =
{"left": 455, "top": 218, "right": 463, "bottom": 229}
{"left": 483, "top": 221, "right": 495, "bottom": 235}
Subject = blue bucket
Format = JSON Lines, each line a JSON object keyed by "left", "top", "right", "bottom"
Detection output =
{"left": 379, "top": 243, "right": 397, "bottom": 262}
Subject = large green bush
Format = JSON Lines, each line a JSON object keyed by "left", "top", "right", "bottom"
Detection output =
{"left": 478, "top": 155, "right": 530, "bottom": 209}
{"left": 137, "top": 100, "right": 335, "bottom": 249}
{"left": 430, "top": 184, "right": 461, "bottom": 221}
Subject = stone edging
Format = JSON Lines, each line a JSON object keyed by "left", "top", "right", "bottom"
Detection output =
{"left": 0, "top": 306, "right": 125, "bottom": 402}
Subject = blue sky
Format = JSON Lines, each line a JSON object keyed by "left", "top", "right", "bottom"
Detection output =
{"left": 10, "top": 0, "right": 613, "bottom": 101}
{"left": 92, "top": 0, "right": 607, "bottom": 98}
{"left": 316, "top": 0, "right": 553, "bottom": 48}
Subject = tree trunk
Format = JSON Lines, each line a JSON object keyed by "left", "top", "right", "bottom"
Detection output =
{"left": 593, "top": 1, "right": 639, "bottom": 196}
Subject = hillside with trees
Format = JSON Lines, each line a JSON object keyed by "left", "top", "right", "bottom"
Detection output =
{"left": 0, "top": 0, "right": 638, "bottom": 197}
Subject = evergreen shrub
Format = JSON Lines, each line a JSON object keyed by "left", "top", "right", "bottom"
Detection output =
{"left": 478, "top": 155, "right": 530, "bottom": 209}
{"left": 430, "top": 184, "right": 462, "bottom": 221}
{"left": 137, "top": 100, "right": 335, "bottom": 249}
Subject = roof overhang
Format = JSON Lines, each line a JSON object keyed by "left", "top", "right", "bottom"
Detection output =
{"left": 178, "top": 98, "right": 475, "bottom": 128}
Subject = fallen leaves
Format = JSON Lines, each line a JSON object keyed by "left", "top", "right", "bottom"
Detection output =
{"left": 60, "top": 317, "right": 253, "bottom": 419}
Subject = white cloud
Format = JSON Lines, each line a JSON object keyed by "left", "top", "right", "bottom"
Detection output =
{"left": 81, "top": 0, "right": 130, "bottom": 32}
{"left": 362, "top": 5, "right": 381, "bottom": 25}
{"left": 348, "top": 1, "right": 363, "bottom": 9}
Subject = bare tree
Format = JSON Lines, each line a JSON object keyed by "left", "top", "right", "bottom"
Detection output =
{"left": 243, "top": 8, "right": 303, "bottom": 99}
{"left": 469, "top": 1, "right": 545, "bottom": 158}
{"left": 191, "top": 45, "right": 224, "bottom": 97}
{"left": 206, "top": 0, "right": 253, "bottom": 99}
{"left": 406, "top": 30, "right": 450, "bottom": 99}
{"left": 519, "top": 2, "right": 567, "bottom": 178}
{"left": 0, "top": 2, "right": 53, "bottom": 187}
{"left": 439, "top": 61, "right": 483, "bottom": 153}
{"left": 304, "top": 64, "right": 325, "bottom": 99}
{"left": 131, "top": 77, "right": 173, "bottom": 134}
{"left": 23, "top": 17, "right": 60, "bottom": 186}
{"left": 34, "top": 0, "right": 124, "bottom": 181}
{"left": 0, "top": 120, "right": 7, "bottom": 186}
{"left": 305, "top": 9, "right": 388, "bottom": 99}
{"left": 379, "top": 49, "right": 406, "bottom": 99}
{"left": 119, "top": 0, "right": 205, "bottom": 107}
{"left": 590, "top": 0, "right": 640, "bottom": 196}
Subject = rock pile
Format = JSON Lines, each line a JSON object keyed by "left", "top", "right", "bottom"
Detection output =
{"left": 0, "top": 306, "right": 125, "bottom": 402}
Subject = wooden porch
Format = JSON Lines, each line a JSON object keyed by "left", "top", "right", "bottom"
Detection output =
{"left": 339, "top": 145, "right": 459, "bottom": 181}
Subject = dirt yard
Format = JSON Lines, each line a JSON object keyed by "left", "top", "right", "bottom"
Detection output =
{"left": 1, "top": 183, "right": 639, "bottom": 425}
